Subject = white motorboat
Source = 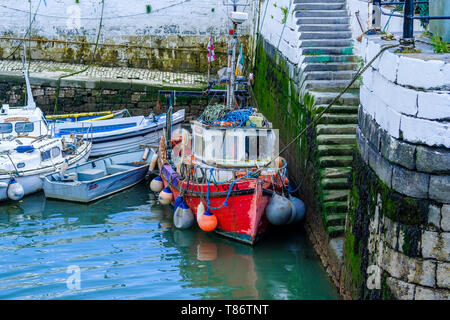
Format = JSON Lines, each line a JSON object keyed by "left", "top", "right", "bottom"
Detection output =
{"left": 0, "top": 135, "right": 91, "bottom": 202}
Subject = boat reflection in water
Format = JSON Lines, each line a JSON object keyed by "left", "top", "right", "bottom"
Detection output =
{"left": 0, "top": 183, "right": 339, "bottom": 300}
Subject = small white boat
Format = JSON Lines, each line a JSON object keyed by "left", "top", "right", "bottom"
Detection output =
{"left": 0, "top": 58, "right": 92, "bottom": 202}
{"left": 0, "top": 135, "right": 91, "bottom": 202}
{"left": 51, "top": 109, "right": 185, "bottom": 157}
{"left": 42, "top": 148, "right": 154, "bottom": 203}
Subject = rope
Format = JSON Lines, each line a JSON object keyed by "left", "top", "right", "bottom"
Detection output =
{"left": 53, "top": 0, "right": 105, "bottom": 114}
{"left": 254, "top": 43, "right": 400, "bottom": 175}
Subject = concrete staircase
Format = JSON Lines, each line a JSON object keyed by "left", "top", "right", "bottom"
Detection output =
{"left": 294, "top": 0, "right": 359, "bottom": 238}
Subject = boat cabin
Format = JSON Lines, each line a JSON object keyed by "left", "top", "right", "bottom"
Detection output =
{"left": 189, "top": 121, "right": 279, "bottom": 168}
{"left": 0, "top": 104, "right": 49, "bottom": 138}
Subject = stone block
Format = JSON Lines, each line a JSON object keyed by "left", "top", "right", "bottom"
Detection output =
{"left": 378, "top": 50, "right": 399, "bottom": 83}
{"left": 429, "top": 175, "right": 450, "bottom": 203}
{"left": 415, "top": 286, "right": 450, "bottom": 300}
{"left": 356, "top": 126, "right": 368, "bottom": 163}
{"left": 427, "top": 204, "right": 442, "bottom": 231}
{"left": 376, "top": 103, "right": 401, "bottom": 139}
{"left": 417, "top": 91, "right": 450, "bottom": 121}
{"left": 367, "top": 117, "right": 381, "bottom": 152}
{"left": 416, "top": 146, "right": 450, "bottom": 174}
{"left": 381, "top": 245, "right": 436, "bottom": 287}
{"left": 437, "top": 262, "right": 450, "bottom": 289}
{"left": 392, "top": 165, "right": 430, "bottom": 198}
{"left": 360, "top": 84, "right": 377, "bottom": 119}
{"left": 397, "top": 56, "right": 446, "bottom": 89}
{"left": 380, "top": 130, "right": 416, "bottom": 170}
{"left": 400, "top": 115, "right": 450, "bottom": 149}
{"left": 386, "top": 277, "right": 415, "bottom": 300}
{"left": 442, "top": 205, "right": 450, "bottom": 232}
{"left": 372, "top": 149, "right": 393, "bottom": 188}
{"left": 372, "top": 71, "right": 418, "bottom": 116}
{"left": 422, "top": 231, "right": 450, "bottom": 262}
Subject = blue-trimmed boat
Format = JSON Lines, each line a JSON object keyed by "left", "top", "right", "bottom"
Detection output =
{"left": 50, "top": 110, "right": 185, "bottom": 157}
{"left": 41, "top": 148, "right": 154, "bottom": 203}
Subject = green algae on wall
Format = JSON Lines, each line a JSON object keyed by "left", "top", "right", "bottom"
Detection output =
{"left": 344, "top": 149, "right": 433, "bottom": 299}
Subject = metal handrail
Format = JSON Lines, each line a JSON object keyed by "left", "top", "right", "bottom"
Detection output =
{"left": 373, "top": 0, "right": 450, "bottom": 47}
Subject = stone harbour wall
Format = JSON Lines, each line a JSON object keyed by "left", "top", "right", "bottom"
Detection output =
{"left": 0, "top": 73, "right": 206, "bottom": 120}
{"left": 0, "top": 0, "right": 257, "bottom": 72}
{"left": 343, "top": 35, "right": 450, "bottom": 300}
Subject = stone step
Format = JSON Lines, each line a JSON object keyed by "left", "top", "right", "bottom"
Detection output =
{"left": 302, "top": 62, "right": 359, "bottom": 72}
{"left": 324, "top": 201, "right": 348, "bottom": 214}
{"left": 294, "top": 3, "right": 345, "bottom": 10}
{"left": 301, "top": 39, "right": 353, "bottom": 48}
{"left": 303, "top": 55, "right": 359, "bottom": 63}
{"left": 317, "top": 134, "right": 356, "bottom": 145}
{"left": 295, "top": 10, "right": 348, "bottom": 18}
{"left": 309, "top": 91, "right": 360, "bottom": 105}
{"left": 317, "top": 124, "right": 356, "bottom": 135}
{"left": 295, "top": 0, "right": 346, "bottom": 3}
{"left": 321, "top": 167, "right": 352, "bottom": 179}
{"left": 300, "top": 79, "right": 359, "bottom": 92}
{"left": 317, "top": 113, "right": 359, "bottom": 125}
{"left": 299, "top": 31, "right": 352, "bottom": 39}
{"left": 313, "top": 104, "right": 359, "bottom": 114}
{"left": 298, "top": 24, "right": 350, "bottom": 32}
{"left": 323, "top": 189, "right": 349, "bottom": 202}
{"left": 325, "top": 214, "right": 347, "bottom": 227}
{"left": 318, "top": 143, "right": 355, "bottom": 156}
{"left": 319, "top": 155, "right": 354, "bottom": 167}
{"left": 296, "top": 17, "right": 350, "bottom": 24}
{"left": 321, "top": 177, "right": 349, "bottom": 189}
{"left": 303, "top": 46, "right": 353, "bottom": 55}
{"left": 326, "top": 225, "right": 345, "bottom": 237}
{"left": 304, "top": 70, "right": 356, "bottom": 81}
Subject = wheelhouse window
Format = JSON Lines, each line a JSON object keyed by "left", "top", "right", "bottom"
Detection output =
{"left": 41, "top": 149, "right": 51, "bottom": 161}
{"left": 51, "top": 147, "right": 61, "bottom": 158}
{"left": 0, "top": 123, "right": 12, "bottom": 134}
{"left": 15, "top": 122, "right": 34, "bottom": 134}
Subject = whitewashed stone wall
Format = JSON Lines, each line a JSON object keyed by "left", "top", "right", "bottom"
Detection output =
{"left": 258, "top": 0, "right": 301, "bottom": 66}
{"left": 0, "top": 0, "right": 255, "bottom": 41}
{"left": 357, "top": 34, "right": 450, "bottom": 300}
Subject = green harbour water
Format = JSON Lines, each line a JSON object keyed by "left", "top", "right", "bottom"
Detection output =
{"left": 0, "top": 182, "right": 340, "bottom": 300}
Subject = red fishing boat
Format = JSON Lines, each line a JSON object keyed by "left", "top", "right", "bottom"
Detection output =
{"left": 150, "top": 4, "right": 305, "bottom": 245}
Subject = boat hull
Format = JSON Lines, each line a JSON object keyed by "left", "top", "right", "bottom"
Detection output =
{"left": 42, "top": 149, "right": 152, "bottom": 203}
{"left": 0, "top": 144, "right": 91, "bottom": 202}
{"left": 53, "top": 110, "right": 185, "bottom": 157}
{"left": 159, "top": 164, "right": 270, "bottom": 245}
{"left": 43, "top": 165, "right": 149, "bottom": 203}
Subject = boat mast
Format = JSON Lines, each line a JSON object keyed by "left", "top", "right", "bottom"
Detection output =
{"left": 22, "top": 43, "right": 36, "bottom": 110}
{"left": 226, "top": 1, "right": 239, "bottom": 109}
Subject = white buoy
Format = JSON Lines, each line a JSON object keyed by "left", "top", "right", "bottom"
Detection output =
{"left": 149, "top": 152, "right": 158, "bottom": 171}
{"left": 173, "top": 202, "right": 194, "bottom": 229}
{"left": 196, "top": 202, "right": 205, "bottom": 223}
{"left": 265, "top": 194, "right": 293, "bottom": 226}
{"left": 7, "top": 178, "right": 24, "bottom": 201}
{"left": 150, "top": 176, "right": 163, "bottom": 193}
{"left": 158, "top": 187, "right": 173, "bottom": 205}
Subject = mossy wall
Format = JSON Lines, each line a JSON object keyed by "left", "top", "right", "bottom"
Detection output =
{"left": 344, "top": 149, "right": 447, "bottom": 300}
{"left": 0, "top": 35, "right": 251, "bottom": 73}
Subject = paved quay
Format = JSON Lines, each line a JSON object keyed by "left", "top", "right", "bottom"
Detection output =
{"left": 0, "top": 59, "right": 209, "bottom": 88}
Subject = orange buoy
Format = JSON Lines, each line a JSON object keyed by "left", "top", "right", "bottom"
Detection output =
{"left": 198, "top": 209, "right": 218, "bottom": 232}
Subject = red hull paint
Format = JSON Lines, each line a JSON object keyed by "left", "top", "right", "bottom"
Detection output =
{"left": 160, "top": 175, "right": 271, "bottom": 245}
